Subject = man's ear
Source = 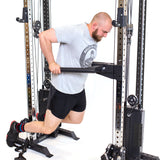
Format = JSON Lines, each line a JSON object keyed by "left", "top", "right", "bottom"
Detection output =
{"left": 92, "top": 22, "right": 98, "bottom": 31}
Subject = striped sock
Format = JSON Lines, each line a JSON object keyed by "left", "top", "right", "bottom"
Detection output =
{"left": 16, "top": 122, "right": 25, "bottom": 132}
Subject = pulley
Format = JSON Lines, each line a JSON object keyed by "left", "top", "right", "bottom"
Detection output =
{"left": 127, "top": 95, "right": 138, "bottom": 106}
{"left": 101, "top": 144, "right": 126, "bottom": 160}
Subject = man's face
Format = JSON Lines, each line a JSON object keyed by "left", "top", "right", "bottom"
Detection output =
{"left": 92, "top": 21, "right": 112, "bottom": 42}
{"left": 92, "top": 29, "right": 102, "bottom": 42}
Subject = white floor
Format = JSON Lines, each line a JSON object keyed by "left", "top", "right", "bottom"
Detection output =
{"left": 1, "top": 99, "right": 160, "bottom": 160}
{"left": 2, "top": 114, "right": 113, "bottom": 160}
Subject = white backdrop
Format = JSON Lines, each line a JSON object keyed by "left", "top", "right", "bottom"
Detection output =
{"left": 0, "top": 0, "right": 160, "bottom": 159}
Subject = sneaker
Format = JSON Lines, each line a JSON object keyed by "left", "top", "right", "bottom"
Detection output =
{"left": 6, "top": 121, "right": 19, "bottom": 147}
{"left": 20, "top": 118, "right": 30, "bottom": 124}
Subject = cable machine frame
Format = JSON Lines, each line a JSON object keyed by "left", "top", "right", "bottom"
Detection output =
{"left": 11, "top": 0, "right": 160, "bottom": 159}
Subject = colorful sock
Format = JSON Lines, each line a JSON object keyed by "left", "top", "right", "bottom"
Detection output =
{"left": 16, "top": 122, "right": 25, "bottom": 132}
{"left": 15, "top": 118, "right": 30, "bottom": 132}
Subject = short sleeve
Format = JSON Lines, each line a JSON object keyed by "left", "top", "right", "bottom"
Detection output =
{"left": 54, "top": 25, "right": 76, "bottom": 44}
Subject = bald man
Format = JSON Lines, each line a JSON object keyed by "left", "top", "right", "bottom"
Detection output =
{"left": 7, "top": 12, "right": 112, "bottom": 147}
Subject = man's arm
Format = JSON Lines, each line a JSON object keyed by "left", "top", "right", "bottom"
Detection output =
{"left": 39, "top": 28, "right": 61, "bottom": 74}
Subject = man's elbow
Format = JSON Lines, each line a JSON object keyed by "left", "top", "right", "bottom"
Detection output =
{"left": 39, "top": 31, "right": 50, "bottom": 45}
{"left": 39, "top": 28, "right": 57, "bottom": 43}
{"left": 39, "top": 31, "right": 45, "bottom": 41}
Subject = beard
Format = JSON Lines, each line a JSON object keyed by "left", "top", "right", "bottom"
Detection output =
{"left": 92, "top": 29, "right": 102, "bottom": 42}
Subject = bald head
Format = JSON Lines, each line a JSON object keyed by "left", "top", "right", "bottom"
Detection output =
{"left": 87, "top": 12, "right": 112, "bottom": 42}
{"left": 91, "top": 12, "right": 112, "bottom": 26}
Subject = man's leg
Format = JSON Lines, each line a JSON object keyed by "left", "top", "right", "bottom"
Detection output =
{"left": 7, "top": 109, "right": 85, "bottom": 147}
{"left": 24, "top": 109, "right": 62, "bottom": 134}
{"left": 24, "top": 110, "right": 85, "bottom": 134}
{"left": 62, "top": 111, "right": 85, "bottom": 124}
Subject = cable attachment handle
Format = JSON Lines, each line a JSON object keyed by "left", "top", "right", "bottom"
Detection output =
{"left": 16, "top": 7, "right": 28, "bottom": 23}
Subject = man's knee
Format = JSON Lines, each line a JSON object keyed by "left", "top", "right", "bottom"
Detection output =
{"left": 43, "top": 109, "right": 62, "bottom": 134}
{"left": 43, "top": 121, "right": 61, "bottom": 135}
{"left": 43, "top": 127, "right": 53, "bottom": 135}
{"left": 43, "top": 125, "right": 58, "bottom": 135}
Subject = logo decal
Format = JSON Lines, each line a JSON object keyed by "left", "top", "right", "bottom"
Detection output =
{"left": 80, "top": 44, "right": 97, "bottom": 68}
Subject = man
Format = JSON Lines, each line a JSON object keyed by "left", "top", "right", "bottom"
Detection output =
{"left": 7, "top": 12, "right": 112, "bottom": 147}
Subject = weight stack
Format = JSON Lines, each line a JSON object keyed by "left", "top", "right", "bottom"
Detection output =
{"left": 123, "top": 107, "right": 144, "bottom": 160}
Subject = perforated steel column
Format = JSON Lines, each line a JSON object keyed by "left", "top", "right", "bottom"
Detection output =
{"left": 114, "top": 0, "right": 128, "bottom": 147}
{"left": 136, "top": 0, "right": 147, "bottom": 109}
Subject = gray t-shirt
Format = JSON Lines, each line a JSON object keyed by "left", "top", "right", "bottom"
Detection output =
{"left": 52, "top": 23, "right": 97, "bottom": 94}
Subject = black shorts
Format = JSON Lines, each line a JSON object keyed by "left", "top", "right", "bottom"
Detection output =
{"left": 47, "top": 85, "right": 86, "bottom": 119}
